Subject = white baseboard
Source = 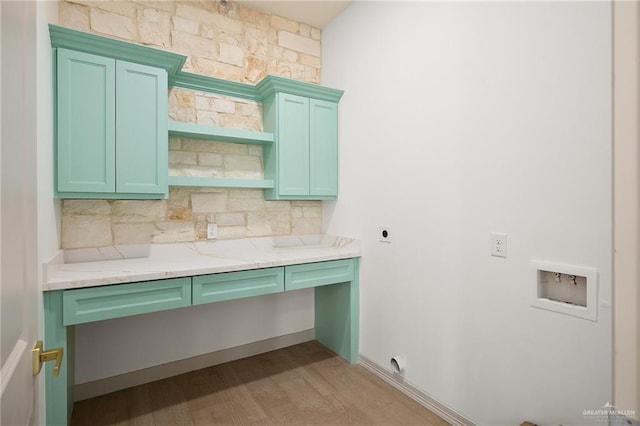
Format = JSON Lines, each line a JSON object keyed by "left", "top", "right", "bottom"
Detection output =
{"left": 75, "top": 329, "right": 315, "bottom": 401}
{"left": 358, "top": 354, "right": 477, "bottom": 426}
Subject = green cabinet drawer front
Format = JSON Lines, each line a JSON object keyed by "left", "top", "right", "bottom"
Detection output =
{"left": 309, "top": 99, "right": 338, "bottom": 197}
{"left": 116, "top": 61, "right": 168, "bottom": 195}
{"left": 193, "top": 267, "right": 284, "bottom": 305}
{"left": 57, "top": 48, "right": 116, "bottom": 193}
{"left": 285, "top": 259, "right": 354, "bottom": 291}
{"left": 62, "top": 277, "right": 191, "bottom": 325}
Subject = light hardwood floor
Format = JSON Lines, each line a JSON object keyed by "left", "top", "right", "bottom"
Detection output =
{"left": 71, "top": 341, "right": 449, "bottom": 425}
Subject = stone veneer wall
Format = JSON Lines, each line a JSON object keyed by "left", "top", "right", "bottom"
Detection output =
{"left": 58, "top": 0, "right": 323, "bottom": 249}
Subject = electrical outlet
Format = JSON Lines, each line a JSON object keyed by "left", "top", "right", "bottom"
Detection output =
{"left": 490, "top": 232, "right": 507, "bottom": 258}
{"left": 379, "top": 226, "right": 391, "bottom": 243}
{"left": 207, "top": 223, "right": 218, "bottom": 240}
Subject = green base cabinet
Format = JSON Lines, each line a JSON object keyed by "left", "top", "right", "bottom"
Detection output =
{"left": 286, "top": 259, "right": 359, "bottom": 363}
{"left": 44, "top": 291, "right": 74, "bottom": 426}
{"left": 44, "top": 258, "right": 358, "bottom": 425}
{"left": 55, "top": 48, "right": 168, "bottom": 199}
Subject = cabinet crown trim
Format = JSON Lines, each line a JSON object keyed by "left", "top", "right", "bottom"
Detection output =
{"left": 173, "top": 72, "right": 344, "bottom": 102}
{"left": 49, "top": 24, "right": 186, "bottom": 82}
{"left": 49, "top": 25, "right": 343, "bottom": 102}
{"left": 172, "top": 71, "right": 259, "bottom": 101}
{"left": 256, "top": 75, "right": 344, "bottom": 102}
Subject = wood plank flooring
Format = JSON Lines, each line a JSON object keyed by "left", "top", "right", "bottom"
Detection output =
{"left": 71, "top": 341, "right": 449, "bottom": 426}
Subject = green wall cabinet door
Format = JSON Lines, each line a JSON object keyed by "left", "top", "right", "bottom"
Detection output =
{"left": 264, "top": 93, "right": 339, "bottom": 200}
{"left": 115, "top": 61, "right": 168, "bottom": 195}
{"left": 56, "top": 48, "right": 168, "bottom": 199}
{"left": 57, "top": 49, "right": 116, "bottom": 194}
{"left": 309, "top": 99, "right": 338, "bottom": 197}
{"left": 277, "top": 93, "right": 310, "bottom": 196}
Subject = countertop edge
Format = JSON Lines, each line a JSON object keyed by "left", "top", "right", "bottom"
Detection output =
{"left": 44, "top": 251, "right": 361, "bottom": 291}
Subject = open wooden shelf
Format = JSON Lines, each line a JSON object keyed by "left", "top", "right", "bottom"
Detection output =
{"left": 168, "top": 121, "right": 274, "bottom": 145}
{"left": 168, "top": 176, "right": 275, "bottom": 189}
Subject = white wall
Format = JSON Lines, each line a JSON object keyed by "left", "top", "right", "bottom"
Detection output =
{"left": 74, "top": 289, "right": 313, "bottom": 383}
{"left": 323, "top": 2, "right": 612, "bottom": 425}
{"left": 613, "top": 0, "right": 640, "bottom": 418}
{"left": 37, "top": 3, "right": 60, "bottom": 277}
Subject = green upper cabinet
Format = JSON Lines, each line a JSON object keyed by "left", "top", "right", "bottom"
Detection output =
{"left": 55, "top": 48, "right": 168, "bottom": 199}
{"left": 309, "top": 99, "right": 339, "bottom": 197}
{"left": 275, "top": 93, "right": 311, "bottom": 196}
{"left": 57, "top": 49, "right": 115, "bottom": 194}
{"left": 115, "top": 61, "right": 168, "bottom": 195}
{"left": 50, "top": 26, "right": 346, "bottom": 199}
{"left": 260, "top": 76, "right": 343, "bottom": 201}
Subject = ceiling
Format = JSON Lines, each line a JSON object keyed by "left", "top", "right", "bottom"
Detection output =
{"left": 238, "top": 0, "right": 353, "bottom": 28}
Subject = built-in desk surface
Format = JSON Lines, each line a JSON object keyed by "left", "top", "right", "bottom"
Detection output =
{"left": 42, "top": 235, "right": 361, "bottom": 426}
{"left": 45, "top": 234, "right": 360, "bottom": 291}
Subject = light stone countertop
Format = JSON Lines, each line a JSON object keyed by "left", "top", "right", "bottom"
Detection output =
{"left": 44, "top": 234, "right": 361, "bottom": 291}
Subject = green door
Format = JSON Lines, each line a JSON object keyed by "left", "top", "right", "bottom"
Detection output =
{"left": 57, "top": 48, "right": 115, "bottom": 193}
{"left": 115, "top": 61, "right": 168, "bottom": 195}
{"left": 278, "top": 93, "right": 310, "bottom": 196}
{"left": 309, "top": 99, "right": 338, "bottom": 197}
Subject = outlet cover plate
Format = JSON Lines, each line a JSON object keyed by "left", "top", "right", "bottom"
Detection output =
{"left": 490, "top": 232, "right": 507, "bottom": 258}
{"left": 207, "top": 223, "right": 218, "bottom": 239}
{"left": 379, "top": 226, "right": 391, "bottom": 243}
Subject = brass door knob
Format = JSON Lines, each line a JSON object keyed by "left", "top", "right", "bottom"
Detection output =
{"left": 32, "top": 340, "right": 63, "bottom": 377}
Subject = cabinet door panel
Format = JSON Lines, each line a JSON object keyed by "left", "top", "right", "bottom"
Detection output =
{"left": 57, "top": 49, "right": 115, "bottom": 193}
{"left": 115, "top": 61, "right": 168, "bottom": 195}
{"left": 278, "top": 93, "right": 310, "bottom": 196}
{"left": 309, "top": 99, "right": 338, "bottom": 197}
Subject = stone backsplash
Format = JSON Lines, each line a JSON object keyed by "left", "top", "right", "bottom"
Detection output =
{"left": 61, "top": 193, "right": 322, "bottom": 248}
{"left": 58, "top": 0, "right": 323, "bottom": 249}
